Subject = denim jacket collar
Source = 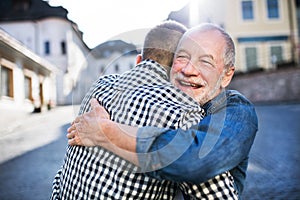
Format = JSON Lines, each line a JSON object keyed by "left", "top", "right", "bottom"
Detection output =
{"left": 203, "top": 89, "right": 227, "bottom": 115}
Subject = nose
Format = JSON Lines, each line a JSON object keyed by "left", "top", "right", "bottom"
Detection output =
{"left": 181, "top": 60, "right": 200, "bottom": 76}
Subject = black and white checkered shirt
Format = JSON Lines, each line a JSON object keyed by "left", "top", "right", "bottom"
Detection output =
{"left": 51, "top": 60, "right": 238, "bottom": 199}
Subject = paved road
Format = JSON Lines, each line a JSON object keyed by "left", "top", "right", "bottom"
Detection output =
{"left": 0, "top": 104, "right": 299, "bottom": 200}
{"left": 0, "top": 105, "right": 78, "bottom": 200}
{"left": 242, "top": 104, "right": 300, "bottom": 199}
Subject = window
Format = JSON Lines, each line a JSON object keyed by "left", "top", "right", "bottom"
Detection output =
{"left": 100, "top": 65, "right": 105, "bottom": 74}
{"left": 115, "top": 64, "right": 119, "bottom": 73}
{"left": 245, "top": 47, "right": 258, "bottom": 70}
{"left": 242, "top": 0, "right": 254, "bottom": 20}
{"left": 24, "top": 76, "right": 32, "bottom": 100}
{"left": 61, "top": 41, "right": 67, "bottom": 55}
{"left": 267, "top": 0, "right": 279, "bottom": 19}
{"left": 44, "top": 41, "right": 50, "bottom": 55}
{"left": 129, "top": 63, "right": 134, "bottom": 69}
{"left": 1, "top": 66, "right": 13, "bottom": 98}
{"left": 270, "top": 46, "right": 283, "bottom": 63}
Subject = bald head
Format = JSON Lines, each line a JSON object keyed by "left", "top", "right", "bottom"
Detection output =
{"left": 178, "top": 23, "right": 235, "bottom": 69}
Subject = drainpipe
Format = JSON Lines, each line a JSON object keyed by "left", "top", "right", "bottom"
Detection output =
{"left": 288, "top": 0, "right": 296, "bottom": 64}
{"left": 0, "top": 65, "right": 2, "bottom": 97}
{"left": 34, "top": 20, "right": 40, "bottom": 55}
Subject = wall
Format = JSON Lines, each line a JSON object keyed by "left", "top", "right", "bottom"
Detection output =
{"left": 0, "top": 18, "right": 90, "bottom": 105}
{"left": 228, "top": 66, "right": 300, "bottom": 103}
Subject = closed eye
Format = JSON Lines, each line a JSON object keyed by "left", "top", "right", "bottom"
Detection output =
{"left": 199, "top": 55, "right": 215, "bottom": 68}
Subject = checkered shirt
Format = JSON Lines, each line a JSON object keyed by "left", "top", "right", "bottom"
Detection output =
{"left": 51, "top": 59, "right": 238, "bottom": 199}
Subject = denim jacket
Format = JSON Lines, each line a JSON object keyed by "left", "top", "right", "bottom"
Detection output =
{"left": 137, "top": 90, "right": 258, "bottom": 195}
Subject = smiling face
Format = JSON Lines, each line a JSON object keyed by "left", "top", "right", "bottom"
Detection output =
{"left": 170, "top": 27, "right": 235, "bottom": 105}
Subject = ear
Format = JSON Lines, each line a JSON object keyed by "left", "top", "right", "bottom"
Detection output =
{"left": 221, "top": 66, "right": 235, "bottom": 88}
{"left": 136, "top": 54, "right": 142, "bottom": 65}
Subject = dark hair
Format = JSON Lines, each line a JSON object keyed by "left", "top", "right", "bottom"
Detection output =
{"left": 142, "top": 20, "right": 187, "bottom": 67}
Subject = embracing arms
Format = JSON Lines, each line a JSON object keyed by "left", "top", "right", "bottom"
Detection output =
{"left": 68, "top": 95, "right": 258, "bottom": 188}
{"left": 67, "top": 98, "right": 140, "bottom": 164}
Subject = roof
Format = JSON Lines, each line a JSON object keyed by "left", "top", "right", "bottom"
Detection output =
{"left": 91, "top": 40, "right": 138, "bottom": 59}
{"left": 0, "top": 0, "right": 68, "bottom": 22}
{"left": 167, "top": 3, "right": 190, "bottom": 27}
{"left": 0, "top": 28, "right": 60, "bottom": 75}
{"left": 0, "top": 0, "right": 88, "bottom": 49}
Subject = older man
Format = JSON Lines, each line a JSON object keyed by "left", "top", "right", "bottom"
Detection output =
{"left": 68, "top": 23, "right": 258, "bottom": 199}
{"left": 53, "top": 22, "right": 237, "bottom": 200}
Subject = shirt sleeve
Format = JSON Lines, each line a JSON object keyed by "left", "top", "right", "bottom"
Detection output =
{"left": 136, "top": 101, "right": 258, "bottom": 184}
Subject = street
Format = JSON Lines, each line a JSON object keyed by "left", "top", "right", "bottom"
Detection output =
{"left": 0, "top": 105, "right": 78, "bottom": 200}
{"left": 242, "top": 104, "right": 300, "bottom": 199}
{"left": 0, "top": 103, "right": 299, "bottom": 200}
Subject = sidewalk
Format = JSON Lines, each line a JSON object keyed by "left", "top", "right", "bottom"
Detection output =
{"left": 0, "top": 105, "right": 79, "bottom": 164}
{"left": 0, "top": 103, "right": 299, "bottom": 199}
{"left": 0, "top": 107, "right": 30, "bottom": 135}
{"left": 0, "top": 105, "right": 79, "bottom": 136}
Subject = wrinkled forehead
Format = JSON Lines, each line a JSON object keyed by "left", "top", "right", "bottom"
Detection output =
{"left": 176, "top": 29, "right": 224, "bottom": 55}
{"left": 175, "top": 31, "right": 208, "bottom": 54}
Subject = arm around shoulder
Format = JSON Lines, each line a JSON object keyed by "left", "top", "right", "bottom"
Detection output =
{"left": 136, "top": 94, "right": 258, "bottom": 183}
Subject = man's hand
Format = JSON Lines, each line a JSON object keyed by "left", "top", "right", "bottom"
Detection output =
{"left": 66, "top": 98, "right": 140, "bottom": 165}
{"left": 67, "top": 98, "right": 110, "bottom": 146}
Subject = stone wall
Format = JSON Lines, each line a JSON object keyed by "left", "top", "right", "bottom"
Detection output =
{"left": 228, "top": 67, "right": 300, "bottom": 104}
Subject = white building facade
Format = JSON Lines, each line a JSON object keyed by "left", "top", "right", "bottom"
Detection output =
{"left": 0, "top": 29, "right": 58, "bottom": 112}
{"left": 72, "top": 40, "right": 137, "bottom": 104}
{"left": 168, "top": 0, "right": 299, "bottom": 72}
{"left": 0, "top": 0, "right": 90, "bottom": 105}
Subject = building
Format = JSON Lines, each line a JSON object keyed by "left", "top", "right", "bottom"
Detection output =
{"left": 71, "top": 40, "right": 138, "bottom": 104}
{"left": 0, "top": 29, "right": 58, "bottom": 112}
{"left": 0, "top": 0, "right": 90, "bottom": 105}
{"left": 168, "top": 0, "right": 299, "bottom": 73}
{"left": 0, "top": 0, "right": 140, "bottom": 106}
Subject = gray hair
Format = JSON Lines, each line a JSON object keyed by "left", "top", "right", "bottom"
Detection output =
{"left": 195, "top": 23, "right": 235, "bottom": 68}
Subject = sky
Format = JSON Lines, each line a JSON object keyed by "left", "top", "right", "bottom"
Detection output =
{"left": 49, "top": 0, "right": 190, "bottom": 48}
